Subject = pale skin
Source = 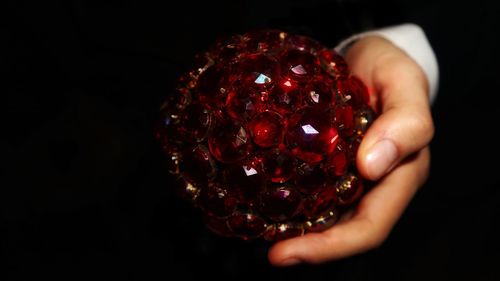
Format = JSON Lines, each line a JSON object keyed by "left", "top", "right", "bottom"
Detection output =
{"left": 268, "top": 36, "right": 435, "bottom": 266}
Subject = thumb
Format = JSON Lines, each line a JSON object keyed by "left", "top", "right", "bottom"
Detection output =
{"left": 346, "top": 37, "right": 434, "bottom": 180}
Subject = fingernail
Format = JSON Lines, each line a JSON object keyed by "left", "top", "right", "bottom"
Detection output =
{"left": 365, "top": 139, "right": 398, "bottom": 179}
{"left": 279, "top": 258, "right": 301, "bottom": 266}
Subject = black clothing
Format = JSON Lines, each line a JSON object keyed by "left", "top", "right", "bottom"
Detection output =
{"left": 3, "top": 1, "right": 500, "bottom": 280}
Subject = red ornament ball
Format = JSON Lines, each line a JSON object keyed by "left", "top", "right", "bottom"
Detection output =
{"left": 156, "top": 30, "right": 376, "bottom": 241}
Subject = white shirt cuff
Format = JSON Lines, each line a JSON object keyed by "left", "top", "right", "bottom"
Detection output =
{"left": 335, "top": 23, "right": 439, "bottom": 104}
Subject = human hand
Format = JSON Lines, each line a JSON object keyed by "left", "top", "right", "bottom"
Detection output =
{"left": 268, "top": 36, "right": 435, "bottom": 266}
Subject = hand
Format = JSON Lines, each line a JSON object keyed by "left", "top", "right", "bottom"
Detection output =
{"left": 268, "top": 36, "right": 435, "bottom": 266}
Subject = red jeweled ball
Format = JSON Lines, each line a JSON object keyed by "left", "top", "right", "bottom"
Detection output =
{"left": 156, "top": 30, "right": 376, "bottom": 241}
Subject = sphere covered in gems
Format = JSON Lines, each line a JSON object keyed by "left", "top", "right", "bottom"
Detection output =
{"left": 156, "top": 30, "right": 376, "bottom": 241}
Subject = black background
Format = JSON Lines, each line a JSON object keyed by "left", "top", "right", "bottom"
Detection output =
{"left": 3, "top": 1, "right": 500, "bottom": 280}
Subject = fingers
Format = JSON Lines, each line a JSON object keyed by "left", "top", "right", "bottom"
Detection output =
{"left": 268, "top": 147, "right": 430, "bottom": 266}
{"left": 346, "top": 36, "right": 434, "bottom": 180}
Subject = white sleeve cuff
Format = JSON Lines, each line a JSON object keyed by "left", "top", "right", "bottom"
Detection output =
{"left": 335, "top": 23, "right": 439, "bottom": 104}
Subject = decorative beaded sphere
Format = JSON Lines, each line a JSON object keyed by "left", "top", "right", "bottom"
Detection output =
{"left": 156, "top": 30, "right": 376, "bottom": 241}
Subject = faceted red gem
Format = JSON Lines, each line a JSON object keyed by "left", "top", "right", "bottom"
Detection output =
{"left": 225, "top": 86, "right": 261, "bottom": 121}
{"left": 334, "top": 104, "right": 355, "bottom": 137}
{"left": 337, "top": 75, "right": 370, "bottom": 108}
{"left": 260, "top": 186, "right": 302, "bottom": 221}
{"left": 319, "top": 49, "right": 349, "bottom": 78}
{"left": 172, "top": 176, "right": 200, "bottom": 203}
{"left": 224, "top": 159, "right": 266, "bottom": 205}
{"left": 286, "top": 107, "right": 340, "bottom": 163}
{"left": 280, "top": 49, "right": 319, "bottom": 81}
{"left": 163, "top": 147, "right": 181, "bottom": 175}
{"left": 335, "top": 173, "right": 364, "bottom": 206}
{"left": 179, "top": 145, "right": 217, "bottom": 185}
{"left": 286, "top": 34, "right": 324, "bottom": 55}
{"left": 306, "top": 208, "right": 339, "bottom": 232}
{"left": 208, "top": 120, "right": 251, "bottom": 163}
{"left": 263, "top": 223, "right": 304, "bottom": 241}
{"left": 248, "top": 111, "right": 284, "bottom": 148}
{"left": 196, "top": 66, "right": 229, "bottom": 104}
{"left": 209, "top": 35, "right": 244, "bottom": 63}
{"left": 269, "top": 78, "right": 303, "bottom": 116}
{"left": 237, "top": 54, "right": 280, "bottom": 90}
{"left": 189, "top": 52, "right": 214, "bottom": 76}
{"left": 227, "top": 213, "right": 268, "bottom": 240}
{"left": 176, "top": 103, "right": 213, "bottom": 142}
{"left": 295, "top": 163, "right": 327, "bottom": 194}
{"left": 262, "top": 149, "right": 295, "bottom": 183}
{"left": 243, "top": 30, "right": 286, "bottom": 53}
{"left": 304, "top": 75, "right": 335, "bottom": 109}
{"left": 199, "top": 184, "right": 237, "bottom": 218}
{"left": 302, "top": 184, "right": 336, "bottom": 219}
{"left": 354, "top": 105, "right": 376, "bottom": 136}
{"left": 163, "top": 87, "right": 192, "bottom": 112}
{"left": 326, "top": 142, "right": 349, "bottom": 178}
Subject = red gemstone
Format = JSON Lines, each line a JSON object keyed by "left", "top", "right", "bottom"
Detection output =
{"left": 227, "top": 213, "right": 268, "bottom": 240}
{"left": 354, "top": 105, "right": 376, "bottom": 136}
{"left": 302, "top": 184, "right": 336, "bottom": 218}
{"left": 269, "top": 78, "right": 303, "bottom": 116}
{"left": 334, "top": 104, "right": 355, "bottom": 136}
{"left": 209, "top": 35, "right": 244, "bottom": 63}
{"left": 319, "top": 49, "right": 349, "bottom": 78}
{"left": 237, "top": 54, "right": 280, "bottom": 90}
{"left": 196, "top": 66, "right": 230, "bottom": 104}
{"left": 243, "top": 30, "right": 287, "bottom": 53}
{"left": 264, "top": 223, "right": 304, "bottom": 241}
{"left": 162, "top": 87, "right": 192, "bottom": 112}
{"left": 326, "top": 142, "right": 349, "bottom": 177}
{"left": 179, "top": 145, "right": 217, "bottom": 185}
{"left": 295, "top": 163, "right": 327, "bottom": 194}
{"left": 208, "top": 120, "right": 251, "bottom": 163}
{"left": 176, "top": 103, "right": 213, "bottom": 142}
{"left": 304, "top": 75, "right": 335, "bottom": 109}
{"left": 286, "top": 107, "right": 340, "bottom": 163}
{"left": 189, "top": 52, "right": 214, "bottom": 76}
{"left": 260, "top": 186, "right": 302, "bottom": 221}
{"left": 335, "top": 173, "right": 364, "bottom": 206}
{"left": 172, "top": 176, "right": 200, "bottom": 203}
{"left": 262, "top": 149, "right": 295, "bottom": 183}
{"left": 306, "top": 207, "right": 339, "bottom": 232}
{"left": 225, "top": 86, "right": 262, "bottom": 121}
{"left": 280, "top": 49, "right": 319, "bottom": 81}
{"left": 336, "top": 75, "right": 370, "bottom": 107}
{"left": 286, "top": 34, "right": 324, "bottom": 55}
{"left": 248, "top": 111, "right": 285, "bottom": 148}
{"left": 199, "top": 184, "right": 237, "bottom": 218}
{"left": 164, "top": 147, "right": 181, "bottom": 175}
{"left": 224, "top": 159, "right": 266, "bottom": 205}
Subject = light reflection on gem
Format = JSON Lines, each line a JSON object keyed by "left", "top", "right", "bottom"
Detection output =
{"left": 235, "top": 127, "right": 248, "bottom": 146}
{"left": 302, "top": 124, "right": 319, "bottom": 134}
{"left": 291, "top": 64, "right": 307, "bottom": 75}
{"left": 310, "top": 91, "right": 320, "bottom": 103}
{"left": 254, "top": 73, "right": 271, "bottom": 84}
{"left": 243, "top": 166, "right": 258, "bottom": 176}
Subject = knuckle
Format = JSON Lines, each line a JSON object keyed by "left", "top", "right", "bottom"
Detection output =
{"left": 407, "top": 109, "right": 435, "bottom": 145}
